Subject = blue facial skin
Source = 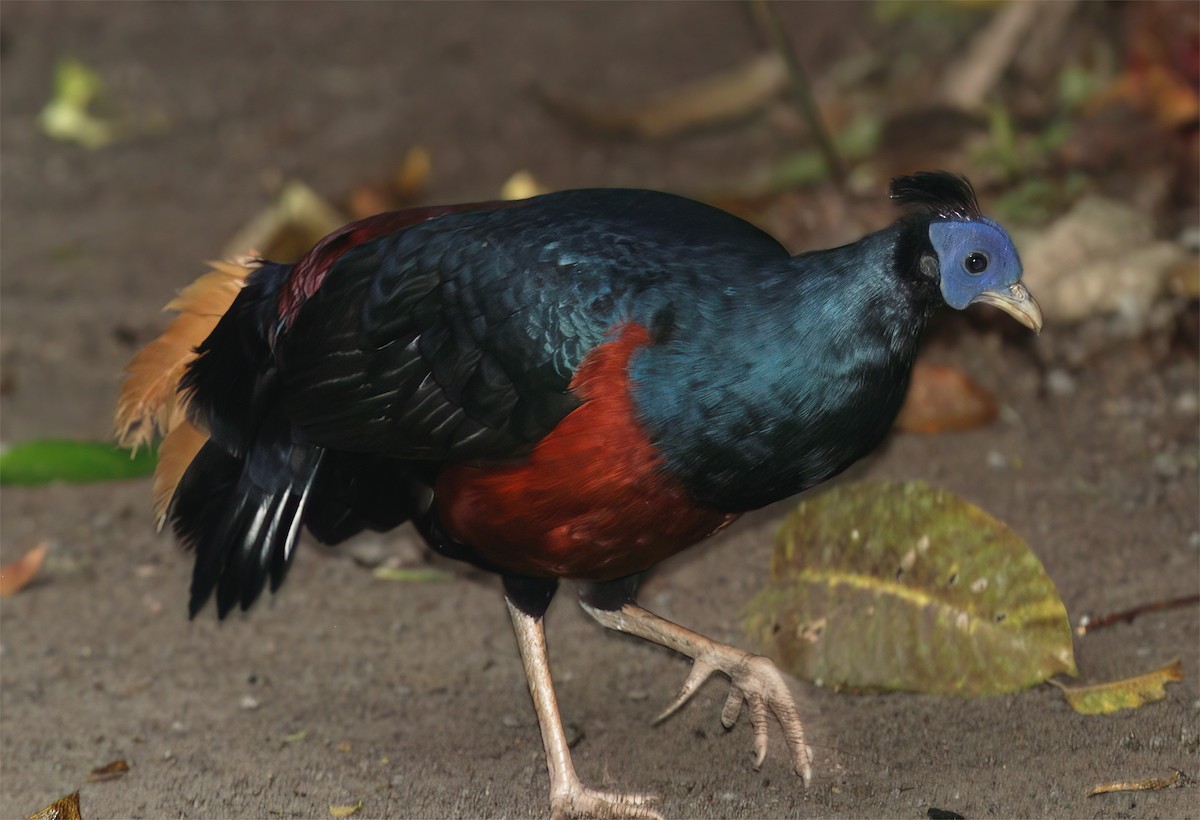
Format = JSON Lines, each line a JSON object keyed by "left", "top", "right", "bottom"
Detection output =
{"left": 929, "top": 217, "right": 1023, "bottom": 310}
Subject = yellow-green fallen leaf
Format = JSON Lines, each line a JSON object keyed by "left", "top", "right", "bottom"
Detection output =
{"left": 500, "top": 170, "right": 549, "bottom": 201}
{"left": 329, "top": 801, "right": 362, "bottom": 818}
{"left": 0, "top": 440, "right": 156, "bottom": 485}
{"left": 745, "top": 480, "right": 1076, "bottom": 695}
{"left": 222, "top": 180, "right": 347, "bottom": 262}
{"left": 1052, "top": 659, "right": 1183, "bottom": 715}
{"left": 1088, "top": 768, "right": 1183, "bottom": 797}
{"left": 38, "top": 59, "right": 115, "bottom": 149}
{"left": 24, "top": 791, "right": 82, "bottom": 820}
{"left": 282, "top": 729, "right": 309, "bottom": 744}
{"left": 372, "top": 567, "right": 453, "bottom": 583}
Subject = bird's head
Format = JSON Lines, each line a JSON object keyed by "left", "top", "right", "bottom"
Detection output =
{"left": 891, "top": 172, "right": 1042, "bottom": 333}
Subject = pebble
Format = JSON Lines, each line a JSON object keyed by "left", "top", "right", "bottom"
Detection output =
{"left": 1175, "top": 392, "right": 1199, "bottom": 415}
{"left": 986, "top": 450, "right": 1007, "bottom": 470}
{"left": 1045, "top": 369, "right": 1076, "bottom": 396}
{"left": 239, "top": 695, "right": 260, "bottom": 711}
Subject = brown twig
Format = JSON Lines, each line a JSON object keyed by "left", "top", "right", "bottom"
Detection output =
{"left": 1075, "top": 594, "right": 1200, "bottom": 636}
{"left": 748, "top": 0, "right": 845, "bottom": 188}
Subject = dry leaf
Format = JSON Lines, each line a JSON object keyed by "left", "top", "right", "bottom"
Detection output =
{"left": 746, "top": 481, "right": 1076, "bottom": 695}
{"left": 1052, "top": 658, "right": 1183, "bottom": 715}
{"left": 347, "top": 184, "right": 395, "bottom": 220}
{"left": 0, "top": 542, "right": 50, "bottom": 597}
{"left": 329, "top": 801, "right": 362, "bottom": 817}
{"left": 86, "top": 759, "right": 129, "bottom": 783}
{"left": 393, "top": 146, "right": 432, "bottom": 201}
{"left": 347, "top": 147, "right": 432, "bottom": 219}
{"left": 1088, "top": 769, "right": 1182, "bottom": 797}
{"left": 539, "top": 52, "right": 787, "bottom": 140}
{"left": 222, "top": 181, "right": 346, "bottom": 262}
{"left": 895, "top": 363, "right": 997, "bottom": 433}
{"left": 24, "top": 791, "right": 82, "bottom": 820}
{"left": 500, "top": 171, "right": 548, "bottom": 201}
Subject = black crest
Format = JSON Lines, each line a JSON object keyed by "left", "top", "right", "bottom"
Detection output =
{"left": 889, "top": 171, "right": 981, "bottom": 219}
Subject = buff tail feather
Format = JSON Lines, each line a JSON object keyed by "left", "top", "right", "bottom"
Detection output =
{"left": 114, "top": 259, "right": 257, "bottom": 524}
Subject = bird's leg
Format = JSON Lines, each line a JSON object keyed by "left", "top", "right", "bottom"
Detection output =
{"left": 503, "top": 577, "right": 662, "bottom": 820}
{"left": 579, "top": 580, "right": 813, "bottom": 784}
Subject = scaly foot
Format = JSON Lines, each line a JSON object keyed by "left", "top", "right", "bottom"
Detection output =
{"left": 581, "top": 600, "right": 813, "bottom": 784}
{"left": 655, "top": 647, "right": 812, "bottom": 783}
{"left": 550, "top": 780, "right": 662, "bottom": 820}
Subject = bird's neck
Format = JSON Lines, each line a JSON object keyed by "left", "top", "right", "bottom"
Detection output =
{"left": 630, "top": 222, "right": 935, "bottom": 512}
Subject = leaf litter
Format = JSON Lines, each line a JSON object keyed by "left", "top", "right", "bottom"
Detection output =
{"left": 23, "top": 792, "right": 82, "bottom": 820}
{"left": 1051, "top": 658, "right": 1184, "bottom": 715}
{"left": 745, "top": 480, "right": 1076, "bottom": 695}
{"left": 0, "top": 542, "right": 49, "bottom": 597}
{"left": 85, "top": 759, "right": 130, "bottom": 783}
{"left": 1087, "top": 768, "right": 1184, "bottom": 797}
{"left": 329, "top": 801, "right": 363, "bottom": 818}
{"left": 895, "top": 363, "right": 998, "bottom": 434}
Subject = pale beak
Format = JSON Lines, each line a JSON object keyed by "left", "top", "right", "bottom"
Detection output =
{"left": 972, "top": 282, "right": 1043, "bottom": 334}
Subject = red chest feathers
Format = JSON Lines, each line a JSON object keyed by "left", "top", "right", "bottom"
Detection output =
{"left": 436, "top": 324, "right": 736, "bottom": 580}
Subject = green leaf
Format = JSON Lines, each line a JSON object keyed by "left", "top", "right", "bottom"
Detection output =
{"left": 0, "top": 440, "right": 156, "bottom": 485}
{"left": 744, "top": 480, "right": 1076, "bottom": 695}
{"left": 37, "top": 59, "right": 118, "bottom": 149}
{"left": 371, "top": 566, "right": 453, "bottom": 583}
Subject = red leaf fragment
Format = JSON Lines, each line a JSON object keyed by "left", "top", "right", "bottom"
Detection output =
{"left": 0, "top": 542, "right": 50, "bottom": 597}
{"left": 896, "top": 363, "right": 998, "bottom": 434}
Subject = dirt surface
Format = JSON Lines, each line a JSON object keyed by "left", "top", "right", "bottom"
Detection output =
{"left": 1, "top": 4, "right": 1197, "bottom": 819}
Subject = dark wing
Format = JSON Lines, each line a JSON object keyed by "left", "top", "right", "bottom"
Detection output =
{"left": 276, "top": 189, "right": 788, "bottom": 463}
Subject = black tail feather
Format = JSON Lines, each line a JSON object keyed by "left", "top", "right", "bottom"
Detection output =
{"left": 172, "top": 420, "right": 323, "bottom": 619}
{"left": 180, "top": 262, "right": 292, "bottom": 456}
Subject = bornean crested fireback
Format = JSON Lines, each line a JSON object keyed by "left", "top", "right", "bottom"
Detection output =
{"left": 116, "top": 172, "right": 1041, "bottom": 819}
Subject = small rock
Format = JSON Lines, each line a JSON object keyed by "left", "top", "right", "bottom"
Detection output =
{"left": 239, "top": 695, "right": 260, "bottom": 711}
{"left": 986, "top": 450, "right": 1007, "bottom": 470}
{"left": 347, "top": 538, "right": 391, "bottom": 568}
{"left": 1045, "top": 369, "right": 1076, "bottom": 396}
{"left": 1175, "top": 392, "right": 1199, "bottom": 416}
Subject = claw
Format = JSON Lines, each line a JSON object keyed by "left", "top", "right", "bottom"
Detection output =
{"left": 747, "top": 694, "right": 770, "bottom": 770}
{"left": 653, "top": 659, "right": 718, "bottom": 725}
{"left": 580, "top": 599, "right": 815, "bottom": 787}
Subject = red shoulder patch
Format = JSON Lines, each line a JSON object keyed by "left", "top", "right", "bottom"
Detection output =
{"left": 436, "top": 323, "right": 737, "bottom": 580}
{"left": 276, "top": 199, "right": 526, "bottom": 330}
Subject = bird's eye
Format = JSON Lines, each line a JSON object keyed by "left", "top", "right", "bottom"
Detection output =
{"left": 963, "top": 252, "right": 989, "bottom": 275}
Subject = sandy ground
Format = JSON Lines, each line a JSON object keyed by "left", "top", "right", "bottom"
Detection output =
{"left": 1, "top": 4, "right": 1197, "bottom": 819}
